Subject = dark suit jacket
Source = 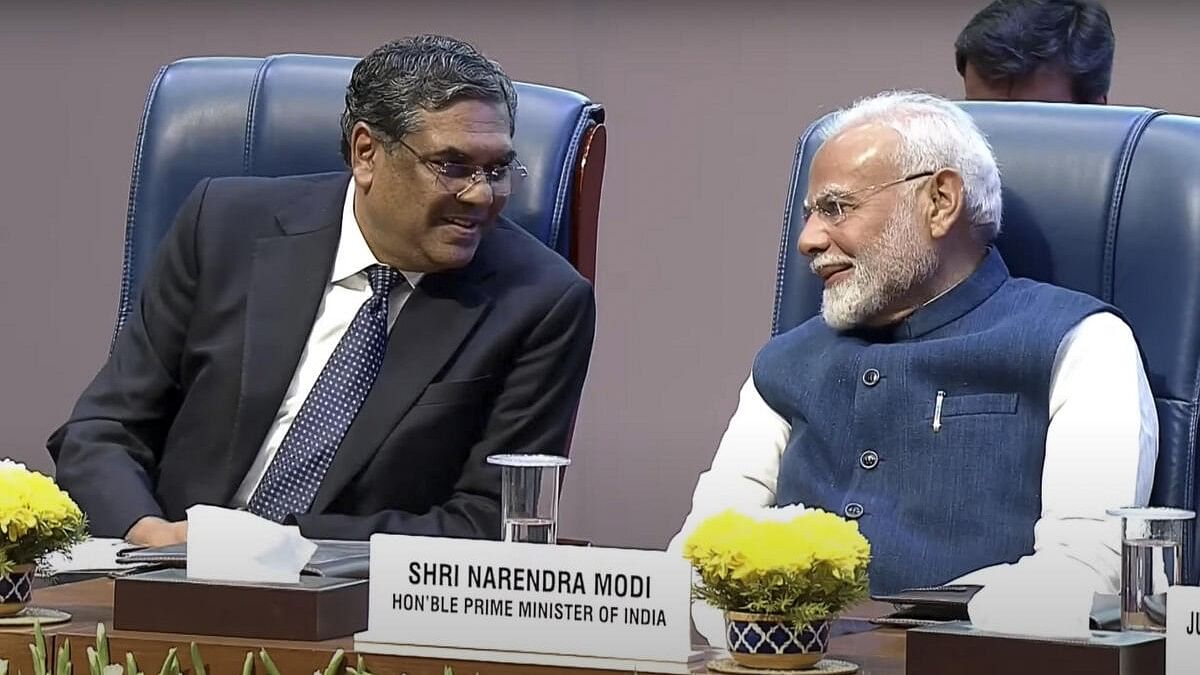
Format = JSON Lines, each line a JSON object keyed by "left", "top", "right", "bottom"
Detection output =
{"left": 48, "top": 172, "right": 595, "bottom": 540}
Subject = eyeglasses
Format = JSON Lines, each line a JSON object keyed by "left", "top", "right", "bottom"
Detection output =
{"left": 802, "top": 171, "right": 936, "bottom": 226}
{"left": 393, "top": 137, "right": 528, "bottom": 198}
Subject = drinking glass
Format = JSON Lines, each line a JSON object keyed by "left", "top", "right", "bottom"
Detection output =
{"left": 487, "top": 454, "right": 570, "bottom": 544}
{"left": 1106, "top": 506, "right": 1195, "bottom": 632}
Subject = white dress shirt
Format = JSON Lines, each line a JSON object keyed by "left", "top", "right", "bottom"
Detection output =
{"left": 668, "top": 311, "right": 1159, "bottom": 644}
{"left": 230, "top": 179, "right": 424, "bottom": 507}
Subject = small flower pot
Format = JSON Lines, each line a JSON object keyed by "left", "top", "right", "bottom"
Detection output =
{"left": 724, "top": 611, "right": 831, "bottom": 669}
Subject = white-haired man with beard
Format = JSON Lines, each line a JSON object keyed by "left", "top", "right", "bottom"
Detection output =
{"left": 670, "top": 91, "right": 1157, "bottom": 644}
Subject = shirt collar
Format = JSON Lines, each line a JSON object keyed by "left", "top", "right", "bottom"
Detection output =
{"left": 332, "top": 178, "right": 424, "bottom": 290}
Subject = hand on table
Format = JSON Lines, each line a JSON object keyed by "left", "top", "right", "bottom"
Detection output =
{"left": 125, "top": 516, "right": 188, "bottom": 546}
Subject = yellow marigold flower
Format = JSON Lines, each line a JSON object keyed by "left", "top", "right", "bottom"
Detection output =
{"left": 680, "top": 507, "right": 871, "bottom": 624}
{"left": 0, "top": 461, "right": 87, "bottom": 572}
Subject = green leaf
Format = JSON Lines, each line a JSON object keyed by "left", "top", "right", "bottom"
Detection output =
{"left": 347, "top": 654, "right": 369, "bottom": 675}
{"left": 1, "top": 657, "right": 8, "bottom": 675}
{"left": 188, "top": 643, "right": 205, "bottom": 675}
{"left": 125, "top": 653, "right": 138, "bottom": 675}
{"left": 321, "top": 649, "right": 344, "bottom": 675}
{"left": 32, "top": 621, "right": 47, "bottom": 675}
{"left": 85, "top": 647, "right": 100, "bottom": 675}
{"left": 56, "top": 638, "right": 72, "bottom": 675}
{"left": 258, "top": 650, "right": 280, "bottom": 675}
{"left": 155, "top": 648, "right": 176, "bottom": 675}
{"left": 95, "top": 624, "right": 109, "bottom": 667}
{"left": 29, "top": 646, "right": 44, "bottom": 675}
{"left": 241, "top": 652, "right": 254, "bottom": 675}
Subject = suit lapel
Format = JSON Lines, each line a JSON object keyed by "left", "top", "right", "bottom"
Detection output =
{"left": 223, "top": 175, "right": 346, "bottom": 500}
{"left": 309, "top": 265, "right": 494, "bottom": 513}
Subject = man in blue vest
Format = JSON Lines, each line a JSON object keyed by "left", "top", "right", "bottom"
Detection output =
{"left": 671, "top": 91, "right": 1157, "bottom": 642}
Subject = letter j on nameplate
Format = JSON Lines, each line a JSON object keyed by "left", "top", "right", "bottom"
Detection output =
{"left": 487, "top": 453, "right": 570, "bottom": 544}
{"left": 1167, "top": 586, "right": 1200, "bottom": 674}
{"left": 355, "top": 534, "right": 694, "bottom": 673}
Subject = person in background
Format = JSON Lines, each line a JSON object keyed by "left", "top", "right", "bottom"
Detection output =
{"left": 956, "top": 0, "right": 1114, "bottom": 103}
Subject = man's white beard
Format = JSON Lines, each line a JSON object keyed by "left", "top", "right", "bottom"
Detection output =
{"left": 816, "top": 207, "right": 938, "bottom": 330}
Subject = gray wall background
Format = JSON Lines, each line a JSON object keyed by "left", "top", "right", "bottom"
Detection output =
{"left": 2, "top": 0, "right": 1196, "bottom": 549}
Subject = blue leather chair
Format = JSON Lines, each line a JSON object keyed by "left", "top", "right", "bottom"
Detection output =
{"left": 773, "top": 102, "right": 1200, "bottom": 583}
{"left": 114, "top": 53, "right": 606, "bottom": 343}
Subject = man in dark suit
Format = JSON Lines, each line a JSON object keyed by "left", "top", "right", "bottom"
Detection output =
{"left": 48, "top": 35, "right": 595, "bottom": 547}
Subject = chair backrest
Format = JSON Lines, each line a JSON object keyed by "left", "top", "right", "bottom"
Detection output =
{"left": 116, "top": 53, "right": 606, "bottom": 340}
{"left": 773, "top": 101, "right": 1200, "bottom": 583}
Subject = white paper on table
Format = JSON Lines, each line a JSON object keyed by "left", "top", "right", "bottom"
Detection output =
{"left": 39, "top": 537, "right": 130, "bottom": 574}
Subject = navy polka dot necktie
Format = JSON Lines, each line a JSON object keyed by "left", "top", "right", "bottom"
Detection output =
{"left": 247, "top": 264, "right": 404, "bottom": 522}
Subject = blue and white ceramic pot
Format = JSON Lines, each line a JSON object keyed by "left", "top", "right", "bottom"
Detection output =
{"left": 724, "top": 611, "right": 831, "bottom": 669}
{"left": 0, "top": 564, "right": 34, "bottom": 617}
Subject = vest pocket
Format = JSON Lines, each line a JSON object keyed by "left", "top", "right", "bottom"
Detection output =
{"left": 923, "top": 392, "right": 1018, "bottom": 418}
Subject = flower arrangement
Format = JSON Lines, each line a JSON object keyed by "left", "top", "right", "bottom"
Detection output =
{"left": 682, "top": 506, "right": 870, "bottom": 628}
{"left": 0, "top": 460, "right": 87, "bottom": 576}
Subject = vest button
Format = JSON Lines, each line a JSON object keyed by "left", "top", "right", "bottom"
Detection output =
{"left": 862, "top": 368, "right": 880, "bottom": 386}
{"left": 844, "top": 502, "right": 864, "bottom": 519}
{"left": 859, "top": 450, "right": 879, "bottom": 469}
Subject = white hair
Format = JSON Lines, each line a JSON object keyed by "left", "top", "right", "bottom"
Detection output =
{"left": 823, "top": 91, "right": 1003, "bottom": 241}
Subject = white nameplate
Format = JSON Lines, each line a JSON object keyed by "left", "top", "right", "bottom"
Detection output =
{"left": 1168, "top": 586, "right": 1200, "bottom": 674}
{"left": 355, "top": 534, "right": 693, "bottom": 671}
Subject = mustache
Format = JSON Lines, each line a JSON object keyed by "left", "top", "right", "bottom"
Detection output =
{"left": 810, "top": 254, "right": 855, "bottom": 276}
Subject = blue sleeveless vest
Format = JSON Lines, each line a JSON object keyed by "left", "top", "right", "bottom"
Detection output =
{"left": 754, "top": 249, "right": 1109, "bottom": 593}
